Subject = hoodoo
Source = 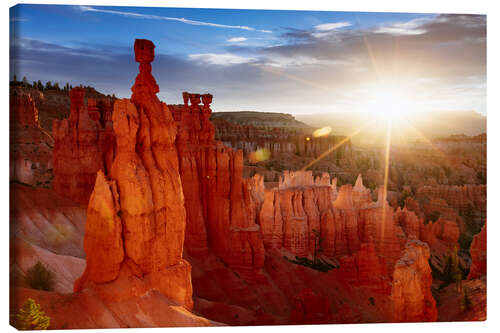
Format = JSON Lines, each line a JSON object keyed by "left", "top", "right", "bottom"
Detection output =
{"left": 173, "top": 91, "right": 265, "bottom": 271}
{"left": 74, "top": 39, "right": 192, "bottom": 309}
{"left": 391, "top": 239, "right": 437, "bottom": 322}
{"left": 53, "top": 87, "right": 115, "bottom": 204}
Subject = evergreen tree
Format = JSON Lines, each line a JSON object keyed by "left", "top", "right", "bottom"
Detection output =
{"left": 53, "top": 82, "right": 60, "bottom": 90}
{"left": 13, "top": 74, "right": 17, "bottom": 82}
{"left": 45, "top": 81, "right": 52, "bottom": 90}
{"left": 37, "top": 80, "right": 43, "bottom": 91}
{"left": 13, "top": 298, "right": 50, "bottom": 330}
{"left": 22, "top": 76, "right": 28, "bottom": 86}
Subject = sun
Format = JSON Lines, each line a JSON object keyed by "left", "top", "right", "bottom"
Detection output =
{"left": 366, "top": 87, "right": 416, "bottom": 122}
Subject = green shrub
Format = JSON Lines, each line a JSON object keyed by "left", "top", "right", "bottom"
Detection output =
{"left": 12, "top": 298, "right": 50, "bottom": 330}
{"left": 24, "top": 262, "right": 55, "bottom": 291}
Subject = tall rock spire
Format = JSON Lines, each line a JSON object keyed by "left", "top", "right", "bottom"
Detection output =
{"left": 74, "top": 39, "right": 192, "bottom": 309}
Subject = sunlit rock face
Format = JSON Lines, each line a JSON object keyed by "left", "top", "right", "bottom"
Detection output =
{"left": 257, "top": 172, "right": 405, "bottom": 269}
{"left": 74, "top": 39, "right": 192, "bottom": 309}
{"left": 391, "top": 239, "right": 437, "bottom": 322}
{"left": 52, "top": 87, "right": 115, "bottom": 204}
{"left": 468, "top": 222, "right": 486, "bottom": 280}
{"left": 173, "top": 91, "right": 265, "bottom": 271}
{"left": 257, "top": 171, "right": 337, "bottom": 257}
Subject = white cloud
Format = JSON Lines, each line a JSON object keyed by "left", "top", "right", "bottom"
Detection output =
{"left": 188, "top": 53, "right": 255, "bottom": 65}
{"left": 375, "top": 18, "right": 430, "bottom": 35}
{"left": 227, "top": 37, "right": 247, "bottom": 43}
{"left": 79, "top": 6, "right": 272, "bottom": 33}
{"left": 264, "top": 55, "right": 350, "bottom": 68}
{"left": 314, "top": 22, "right": 352, "bottom": 31}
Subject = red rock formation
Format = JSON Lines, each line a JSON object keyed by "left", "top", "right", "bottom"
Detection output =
{"left": 468, "top": 222, "right": 486, "bottom": 279}
{"left": 332, "top": 184, "right": 361, "bottom": 256}
{"left": 258, "top": 171, "right": 339, "bottom": 258}
{"left": 74, "top": 39, "right": 192, "bottom": 309}
{"left": 337, "top": 241, "right": 391, "bottom": 294}
{"left": 10, "top": 88, "right": 53, "bottom": 187}
{"left": 175, "top": 91, "right": 264, "bottom": 271}
{"left": 357, "top": 187, "right": 404, "bottom": 270}
{"left": 10, "top": 88, "right": 40, "bottom": 127}
{"left": 391, "top": 239, "right": 437, "bottom": 322}
{"left": 289, "top": 288, "right": 332, "bottom": 324}
{"left": 416, "top": 184, "right": 486, "bottom": 219}
{"left": 213, "top": 117, "right": 352, "bottom": 162}
{"left": 258, "top": 173, "right": 406, "bottom": 269}
{"left": 352, "top": 174, "right": 371, "bottom": 209}
{"left": 53, "top": 87, "right": 115, "bottom": 204}
{"left": 395, "top": 207, "right": 421, "bottom": 239}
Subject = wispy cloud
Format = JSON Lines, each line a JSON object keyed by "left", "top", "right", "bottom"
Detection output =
{"left": 188, "top": 53, "right": 255, "bottom": 65}
{"left": 227, "top": 37, "right": 248, "bottom": 43}
{"left": 79, "top": 6, "right": 272, "bottom": 33}
{"left": 314, "top": 22, "right": 352, "bottom": 31}
{"left": 374, "top": 17, "right": 430, "bottom": 35}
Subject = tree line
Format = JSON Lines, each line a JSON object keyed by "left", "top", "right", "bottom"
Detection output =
{"left": 10, "top": 74, "right": 96, "bottom": 93}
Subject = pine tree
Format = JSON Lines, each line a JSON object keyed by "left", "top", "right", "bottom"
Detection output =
{"left": 45, "top": 81, "right": 52, "bottom": 90}
{"left": 13, "top": 298, "right": 50, "bottom": 330}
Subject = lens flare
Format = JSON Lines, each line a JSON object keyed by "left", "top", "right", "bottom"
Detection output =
{"left": 313, "top": 126, "right": 332, "bottom": 138}
{"left": 249, "top": 148, "right": 271, "bottom": 163}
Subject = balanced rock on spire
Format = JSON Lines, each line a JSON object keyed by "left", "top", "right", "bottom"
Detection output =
{"left": 74, "top": 39, "right": 192, "bottom": 309}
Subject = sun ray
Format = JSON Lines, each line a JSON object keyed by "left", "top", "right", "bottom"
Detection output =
{"left": 398, "top": 116, "right": 451, "bottom": 161}
{"left": 300, "top": 121, "right": 371, "bottom": 171}
{"left": 381, "top": 118, "right": 393, "bottom": 248}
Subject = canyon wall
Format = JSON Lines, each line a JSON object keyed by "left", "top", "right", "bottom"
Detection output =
{"left": 214, "top": 118, "right": 352, "bottom": 162}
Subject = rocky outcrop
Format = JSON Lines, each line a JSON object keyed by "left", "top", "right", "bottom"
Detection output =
{"left": 174, "top": 92, "right": 265, "bottom": 271}
{"left": 352, "top": 174, "right": 371, "bottom": 209}
{"left": 52, "top": 87, "right": 115, "bottom": 204}
{"left": 10, "top": 88, "right": 54, "bottom": 187}
{"left": 289, "top": 288, "right": 332, "bottom": 324}
{"left": 336, "top": 241, "right": 391, "bottom": 294}
{"left": 416, "top": 184, "right": 486, "bottom": 219}
{"left": 357, "top": 187, "right": 404, "bottom": 270}
{"left": 10, "top": 88, "right": 40, "bottom": 127}
{"left": 257, "top": 172, "right": 406, "bottom": 271}
{"left": 213, "top": 117, "right": 352, "bottom": 162}
{"left": 391, "top": 239, "right": 437, "bottom": 322}
{"left": 74, "top": 39, "right": 192, "bottom": 309}
{"left": 468, "top": 222, "right": 486, "bottom": 279}
{"left": 258, "top": 171, "right": 337, "bottom": 257}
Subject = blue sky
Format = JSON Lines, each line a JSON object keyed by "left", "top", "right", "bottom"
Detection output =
{"left": 10, "top": 4, "right": 486, "bottom": 115}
